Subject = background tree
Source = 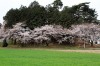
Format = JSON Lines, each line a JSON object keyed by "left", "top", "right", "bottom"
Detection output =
{"left": 52, "top": 0, "right": 63, "bottom": 9}
{"left": 45, "top": 4, "right": 60, "bottom": 25}
{"left": 3, "top": 9, "right": 20, "bottom": 28}
{"left": 26, "top": 1, "right": 47, "bottom": 29}
{"left": 59, "top": 2, "right": 98, "bottom": 28}
{"left": 19, "top": 5, "right": 28, "bottom": 22}
{"left": 3, "top": 0, "right": 98, "bottom": 29}
{"left": 71, "top": 2, "right": 97, "bottom": 23}
{"left": 60, "top": 6, "right": 74, "bottom": 28}
{"left": 28, "top": 1, "right": 40, "bottom": 8}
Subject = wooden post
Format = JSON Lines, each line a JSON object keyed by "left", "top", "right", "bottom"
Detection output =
{"left": 83, "top": 39, "right": 86, "bottom": 48}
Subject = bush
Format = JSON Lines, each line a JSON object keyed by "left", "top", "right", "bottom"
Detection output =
{"left": 2, "top": 38, "right": 8, "bottom": 47}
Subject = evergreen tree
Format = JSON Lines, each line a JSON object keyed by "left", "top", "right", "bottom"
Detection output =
{"left": 52, "top": 0, "right": 63, "bottom": 9}
{"left": 3, "top": 0, "right": 98, "bottom": 29}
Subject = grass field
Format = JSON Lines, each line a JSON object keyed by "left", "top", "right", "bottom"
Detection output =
{"left": 0, "top": 48, "right": 100, "bottom": 66}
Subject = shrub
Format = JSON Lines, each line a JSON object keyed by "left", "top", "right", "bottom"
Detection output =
{"left": 2, "top": 38, "right": 8, "bottom": 47}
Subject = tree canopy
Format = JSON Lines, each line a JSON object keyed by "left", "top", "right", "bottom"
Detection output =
{"left": 3, "top": 0, "right": 98, "bottom": 29}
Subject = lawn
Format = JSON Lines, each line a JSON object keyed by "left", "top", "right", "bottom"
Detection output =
{"left": 0, "top": 48, "right": 100, "bottom": 66}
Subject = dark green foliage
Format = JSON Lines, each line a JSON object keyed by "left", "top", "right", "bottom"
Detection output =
{"left": 28, "top": 1, "right": 40, "bottom": 8}
{"left": 3, "top": 9, "right": 20, "bottom": 28}
{"left": 59, "top": 2, "right": 97, "bottom": 28}
{"left": 26, "top": 5, "right": 47, "bottom": 29}
{"left": 60, "top": 6, "right": 74, "bottom": 27}
{"left": 52, "top": 0, "right": 63, "bottom": 9}
{"left": 3, "top": 0, "right": 98, "bottom": 29}
{"left": 71, "top": 2, "right": 97, "bottom": 23}
{"left": 3, "top": 1, "right": 47, "bottom": 29}
{"left": 46, "top": 4, "right": 60, "bottom": 25}
{"left": 2, "top": 38, "right": 8, "bottom": 47}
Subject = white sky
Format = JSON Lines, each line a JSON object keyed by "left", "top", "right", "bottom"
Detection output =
{"left": 0, "top": 0, "right": 100, "bottom": 24}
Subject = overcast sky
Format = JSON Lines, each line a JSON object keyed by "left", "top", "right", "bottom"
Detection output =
{"left": 0, "top": 0, "right": 100, "bottom": 24}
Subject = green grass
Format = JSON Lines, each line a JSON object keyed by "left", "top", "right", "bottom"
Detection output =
{"left": 0, "top": 48, "right": 100, "bottom": 66}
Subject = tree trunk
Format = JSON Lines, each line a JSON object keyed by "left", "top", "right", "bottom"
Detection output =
{"left": 14, "top": 39, "right": 16, "bottom": 45}
{"left": 84, "top": 42, "right": 86, "bottom": 48}
{"left": 91, "top": 43, "right": 93, "bottom": 47}
{"left": 91, "top": 41, "right": 93, "bottom": 47}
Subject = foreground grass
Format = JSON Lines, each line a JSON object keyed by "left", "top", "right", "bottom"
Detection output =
{"left": 0, "top": 48, "right": 100, "bottom": 66}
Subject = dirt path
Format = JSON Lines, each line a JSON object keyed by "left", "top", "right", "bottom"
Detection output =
{"left": 54, "top": 50, "right": 100, "bottom": 53}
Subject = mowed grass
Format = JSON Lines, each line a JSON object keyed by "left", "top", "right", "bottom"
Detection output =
{"left": 0, "top": 48, "right": 100, "bottom": 66}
